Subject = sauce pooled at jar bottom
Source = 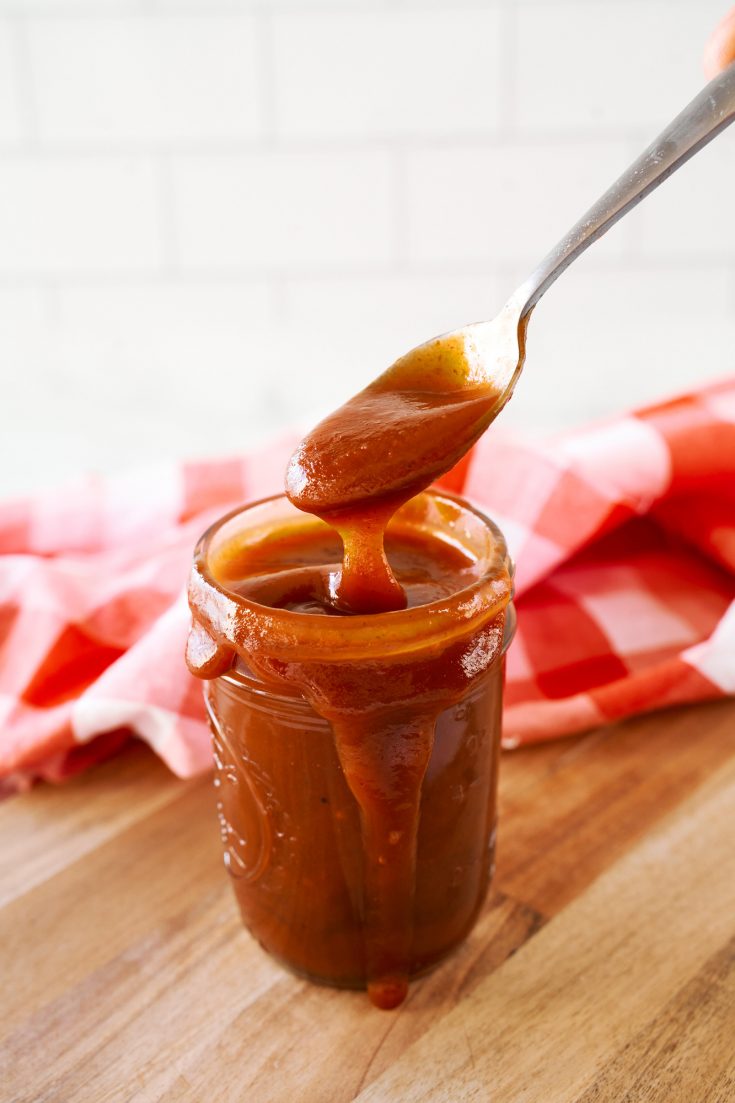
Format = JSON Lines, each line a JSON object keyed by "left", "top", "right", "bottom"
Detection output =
{"left": 199, "top": 516, "right": 508, "bottom": 1010}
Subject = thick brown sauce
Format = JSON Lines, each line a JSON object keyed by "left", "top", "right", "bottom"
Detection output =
{"left": 189, "top": 329, "right": 517, "bottom": 1009}
{"left": 285, "top": 333, "right": 506, "bottom": 614}
{"left": 220, "top": 525, "right": 477, "bottom": 615}
{"left": 199, "top": 520, "right": 505, "bottom": 1010}
{"left": 279, "top": 336, "right": 516, "bottom": 1005}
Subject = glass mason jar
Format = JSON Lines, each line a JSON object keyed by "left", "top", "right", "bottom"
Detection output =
{"left": 187, "top": 490, "right": 515, "bottom": 1005}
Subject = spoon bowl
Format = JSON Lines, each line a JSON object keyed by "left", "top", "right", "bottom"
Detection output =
{"left": 285, "top": 299, "right": 530, "bottom": 518}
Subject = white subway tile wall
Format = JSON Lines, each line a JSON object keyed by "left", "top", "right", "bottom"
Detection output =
{"left": 402, "top": 142, "right": 631, "bottom": 266}
{"left": 171, "top": 151, "right": 395, "bottom": 269}
{"left": 29, "top": 17, "right": 264, "bottom": 142}
{"left": 0, "top": 24, "right": 23, "bottom": 141}
{"left": 516, "top": 1, "right": 713, "bottom": 134}
{"left": 0, "top": 0, "right": 733, "bottom": 497}
{"left": 272, "top": 10, "right": 505, "bottom": 138}
{"left": 0, "top": 156, "right": 164, "bottom": 272}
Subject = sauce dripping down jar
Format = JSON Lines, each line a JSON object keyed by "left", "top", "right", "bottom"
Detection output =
{"left": 187, "top": 490, "right": 514, "bottom": 1009}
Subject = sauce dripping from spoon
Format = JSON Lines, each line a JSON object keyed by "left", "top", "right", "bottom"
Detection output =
{"left": 286, "top": 317, "right": 528, "bottom": 614}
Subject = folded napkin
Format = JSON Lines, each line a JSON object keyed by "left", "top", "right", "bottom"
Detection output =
{"left": 1, "top": 379, "right": 733, "bottom": 790}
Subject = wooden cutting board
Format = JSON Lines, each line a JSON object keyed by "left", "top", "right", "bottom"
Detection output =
{"left": 1, "top": 699, "right": 734, "bottom": 1103}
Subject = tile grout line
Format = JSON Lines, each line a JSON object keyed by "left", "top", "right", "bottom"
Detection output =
{"left": 156, "top": 153, "right": 181, "bottom": 275}
{"left": 0, "top": 256, "right": 734, "bottom": 289}
{"left": 10, "top": 13, "right": 40, "bottom": 149}
{"left": 0, "top": 132, "right": 661, "bottom": 157}
{"left": 254, "top": 7, "right": 278, "bottom": 148}
{"left": 498, "top": 0, "right": 518, "bottom": 142}
{"left": 390, "top": 146, "right": 410, "bottom": 276}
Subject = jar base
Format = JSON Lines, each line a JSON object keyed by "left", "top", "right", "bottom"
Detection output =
{"left": 252, "top": 938, "right": 452, "bottom": 996}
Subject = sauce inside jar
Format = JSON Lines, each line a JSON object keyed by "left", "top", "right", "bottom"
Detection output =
{"left": 188, "top": 495, "right": 513, "bottom": 1009}
{"left": 189, "top": 311, "right": 521, "bottom": 1008}
{"left": 219, "top": 522, "right": 478, "bottom": 614}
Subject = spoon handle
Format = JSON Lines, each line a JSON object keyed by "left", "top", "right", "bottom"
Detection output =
{"left": 514, "top": 60, "right": 735, "bottom": 317}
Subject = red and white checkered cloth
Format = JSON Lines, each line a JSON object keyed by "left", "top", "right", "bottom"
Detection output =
{"left": 1, "top": 379, "right": 734, "bottom": 790}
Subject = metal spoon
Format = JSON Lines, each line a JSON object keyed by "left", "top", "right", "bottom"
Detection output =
{"left": 471, "top": 58, "right": 735, "bottom": 412}
{"left": 287, "top": 61, "right": 735, "bottom": 540}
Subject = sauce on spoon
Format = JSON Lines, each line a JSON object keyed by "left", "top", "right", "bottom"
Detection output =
{"left": 286, "top": 322, "right": 527, "bottom": 613}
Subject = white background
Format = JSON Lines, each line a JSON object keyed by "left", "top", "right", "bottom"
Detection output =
{"left": 0, "top": 0, "right": 733, "bottom": 498}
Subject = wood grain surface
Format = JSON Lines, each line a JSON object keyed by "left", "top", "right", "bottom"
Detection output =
{"left": 1, "top": 699, "right": 734, "bottom": 1103}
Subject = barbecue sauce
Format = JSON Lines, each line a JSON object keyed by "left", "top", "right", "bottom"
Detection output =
{"left": 286, "top": 332, "right": 509, "bottom": 614}
{"left": 188, "top": 333, "right": 516, "bottom": 1008}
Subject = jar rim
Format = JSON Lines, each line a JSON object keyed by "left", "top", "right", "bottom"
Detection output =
{"left": 188, "top": 490, "right": 513, "bottom": 665}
